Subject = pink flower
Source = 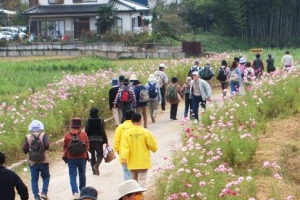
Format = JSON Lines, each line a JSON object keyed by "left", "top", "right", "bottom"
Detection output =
{"left": 199, "top": 181, "right": 206, "bottom": 186}
{"left": 274, "top": 173, "right": 282, "bottom": 179}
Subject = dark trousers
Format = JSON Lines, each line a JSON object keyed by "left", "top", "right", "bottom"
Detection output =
{"left": 120, "top": 103, "right": 133, "bottom": 123}
{"left": 192, "top": 95, "right": 205, "bottom": 121}
{"left": 170, "top": 103, "right": 178, "bottom": 119}
{"left": 184, "top": 93, "right": 193, "bottom": 118}
{"left": 89, "top": 141, "right": 104, "bottom": 169}
{"left": 160, "top": 85, "right": 166, "bottom": 111}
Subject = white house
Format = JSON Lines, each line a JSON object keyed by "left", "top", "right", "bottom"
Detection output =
{"left": 23, "top": 0, "right": 151, "bottom": 40}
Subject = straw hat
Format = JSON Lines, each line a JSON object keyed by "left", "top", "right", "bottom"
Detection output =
{"left": 129, "top": 74, "right": 138, "bottom": 81}
{"left": 117, "top": 180, "right": 147, "bottom": 199}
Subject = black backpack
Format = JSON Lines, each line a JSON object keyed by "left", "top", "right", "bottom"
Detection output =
{"left": 68, "top": 132, "right": 86, "bottom": 156}
{"left": 28, "top": 133, "right": 45, "bottom": 162}
{"left": 201, "top": 66, "right": 212, "bottom": 80}
{"left": 217, "top": 67, "right": 227, "bottom": 81}
{"left": 148, "top": 83, "right": 158, "bottom": 99}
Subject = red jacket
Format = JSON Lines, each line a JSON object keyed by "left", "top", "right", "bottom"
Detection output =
{"left": 63, "top": 130, "right": 89, "bottom": 160}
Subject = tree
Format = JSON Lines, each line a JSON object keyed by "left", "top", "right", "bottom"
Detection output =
{"left": 95, "top": 5, "right": 118, "bottom": 35}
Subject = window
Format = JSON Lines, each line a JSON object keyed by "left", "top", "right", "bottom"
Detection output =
{"left": 73, "top": 0, "right": 97, "bottom": 3}
{"left": 49, "top": 0, "right": 64, "bottom": 4}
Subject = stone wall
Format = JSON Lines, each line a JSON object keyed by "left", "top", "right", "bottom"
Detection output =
{"left": 0, "top": 42, "right": 185, "bottom": 59}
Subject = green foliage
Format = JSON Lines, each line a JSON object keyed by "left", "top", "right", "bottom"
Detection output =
{"left": 95, "top": 5, "right": 118, "bottom": 35}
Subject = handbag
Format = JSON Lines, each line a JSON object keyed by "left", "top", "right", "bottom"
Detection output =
{"left": 103, "top": 146, "right": 116, "bottom": 163}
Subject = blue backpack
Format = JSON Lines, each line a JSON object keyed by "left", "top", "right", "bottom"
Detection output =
{"left": 148, "top": 83, "right": 158, "bottom": 99}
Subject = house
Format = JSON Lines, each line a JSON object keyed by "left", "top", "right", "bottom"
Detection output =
{"left": 23, "top": 0, "right": 151, "bottom": 40}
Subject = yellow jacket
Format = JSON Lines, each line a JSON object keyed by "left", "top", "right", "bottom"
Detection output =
{"left": 113, "top": 120, "right": 133, "bottom": 163}
{"left": 121, "top": 125, "right": 158, "bottom": 170}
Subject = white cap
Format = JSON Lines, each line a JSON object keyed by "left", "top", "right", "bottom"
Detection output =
{"left": 192, "top": 71, "right": 199, "bottom": 76}
{"left": 159, "top": 63, "right": 167, "bottom": 68}
{"left": 239, "top": 57, "right": 246, "bottom": 64}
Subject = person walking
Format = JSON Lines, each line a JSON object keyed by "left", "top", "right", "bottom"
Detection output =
{"left": 114, "top": 110, "right": 135, "bottom": 181}
{"left": 266, "top": 54, "right": 275, "bottom": 73}
{"left": 243, "top": 61, "right": 255, "bottom": 86}
{"left": 281, "top": 51, "right": 293, "bottom": 71}
{"left": 117, "top": 179, "right": 147, "bottom": 200}
{"left": 229, "top": 60, "right": 242, "bottom": 95}
{"left": 144, "top": 74, "right": 161, "bottom": 123}
{"left": 133, "top": 80, "right": 148, "bottom": 128}
{"left": 121, "top": 113, "right": 158, "bottom": 187}
{"left": 188, "top": 60, "right": 200, "bottom": 77}
{"left": 181, "top": 76, "right": 193, "bottom": 118}
{"left": 109, "top": 78, "right": 121, "bottom": 127}
{"left": 190, "top": 71, "right": 212, "bottom": 124}
{"left": 166, "top": 77, "right": 184, "bottom": 120}
{"left": 216, "top": 60, "right": 230, "bottom": 97}
{"left": 0, "top": 151, "right": 29, "bottom": 200}
{"left": 114, "top": 78, "right": 136, "bottom": 123}
{"left": 63, "top": 118, "right": 89, "bottom": 200}
{"left": 252, "top": 53, "right": 264, "bottom": 78}
{"left": 22, "top": 120, "right": 50, "bottom": 200}
{"left": 154, "top": 63, "right": 168, "bottom": 112}
{"left": 85, "top": 107, "right": 108, "bottom": 176}
{"left": 199, "top": 61, "right": 215, "bottom": 87}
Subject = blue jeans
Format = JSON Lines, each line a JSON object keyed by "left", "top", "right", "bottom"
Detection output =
{"left": 122, "top": 164, "right": 131, "bottom": 181}
{"left": 192, "top": 95, "right": 205, "bottom": 121}
{"left": 67, "top": 159, "right": 87, "bottom": 194}
{"left": 29, "top": 163, "right": 50, "bottom": 198}
{"left": 230, "top": 81, "right": 240, "bottom": 95}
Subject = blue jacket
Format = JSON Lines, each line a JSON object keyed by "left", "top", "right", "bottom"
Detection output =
{"left": 189, "top": 79, "right": 212, "bottom": 101}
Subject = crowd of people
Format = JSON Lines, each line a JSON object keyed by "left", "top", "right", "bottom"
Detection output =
{"left": 1, "top": 51, "right": 293, "bottom": 200}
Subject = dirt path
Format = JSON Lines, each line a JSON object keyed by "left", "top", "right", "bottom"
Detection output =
{"left": 19, "top": 90, "right": 222, "bottom": 200}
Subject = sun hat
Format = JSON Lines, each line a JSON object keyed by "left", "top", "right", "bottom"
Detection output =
{"left": 111, "top": 78, "right": 119, "bottom": 86}
{"left": 192, "top": 71, "right": 199, "bottom": 76}
{"left": 239, "top": 57, "right": 246, "bottom": 64}
{"left": 117, "top": 180, "right": 147, "bottom": 200}
{"left": 78, "top": 186, "right": 98, "bottom": 200}
{"left": 133, "top": 80, "right": 141, "bottom": 85}
{"left": 148, "top": 74, "right": 156, "bottom": 82}
{"left": 28, "top": 120, "right": 45, "bottom": 132}
{"left": 159, "top": 63, "right": 167, "bottom": 68}
{"left": 129, "top": 74, "right": 138, "bottom": 81}
{"left": 71, "top": 118, "right": 82, "bottom": 128}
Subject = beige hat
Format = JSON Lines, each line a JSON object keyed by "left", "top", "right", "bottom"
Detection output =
{"left": 129, "top": 74, "right": 138, "bottom": 81}
{"left": 192, "top": 71, "right": 199, "bottom": 76}
{"left": 117, "top": 180, "right": 147, "bottom": 199}
{"left": 148, "top": 74, "right": 156, "bottom": 82}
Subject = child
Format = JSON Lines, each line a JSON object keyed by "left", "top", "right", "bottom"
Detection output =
{"left": 243, "top": 61, "right": 255, "bottom": 85}
{"left": 181, "top": 77, "right": 193, "bottom": 118}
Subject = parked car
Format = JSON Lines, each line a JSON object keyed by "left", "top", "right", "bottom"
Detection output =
{"left": 0, "top": 31, "right": 14, "bottom": 41}
{"left": 0, "top": 32, "right": 8, "bottom": 41}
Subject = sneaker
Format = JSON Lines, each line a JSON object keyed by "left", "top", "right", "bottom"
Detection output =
{"left": 41, "top": 194, "right": 48, "bottom": 200}
{"left": 93, "top": 165, "right": 100, "bottom": 176}
{"left": 34, "top": 197, "right": 41, "bottom": 200}
{"left": 194, "top": 119, "right": 199, "bottom": 124}
{"left": 151, "top": 116, "right": 155, "bottom": 123}
{"left": 73, "top": 192, "right": 79, "bottom": 200}
{"left": 144, "top": 125, "right": 148, "bottom": 128}
{"left": 152, "top": 110, "right": 157, "bottom": 118}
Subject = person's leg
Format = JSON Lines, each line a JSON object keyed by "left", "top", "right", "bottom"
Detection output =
{"left": 192, "top": 96, "right": 200, "bottom": 121}
{"left": 112, "top": 107, "right": 120, "bottom": 126}
{"left": 130, "top": 170, "right": 138, "bottom": 182}
{"left": 94, "top": 141, "right": 104, "bottom": 175}
{"left": 136, "top": 169, "right": 148, "bottom": 188}
{"left": 122, "top": 164, "right": 131, "bottom": 181}
{"left": 40, "top": 163, "right": 50, "bottom": 197}
{"left": 67, "top": 159, "right": 79, "bottom": 195}
{"left": 77, "top": 158, "right": 87, "bottom": 191}
{"left": 170, "top": 103, "right": 174, "bottom": 119}
{"left": 189, "top": 98, "right": 193, "bottom": 118}
{"left": 184, "top": 94, "right": 189, "bottom": 118}
{"left": 148, "top": 100, "right": 154, "bottom": 119}
{"left": 118, "top": 108, "right": 122, "bottom": 124}
{"left": 160, "top": 85, "right": 166, "bottom": 111}
{"left": 29, "top": 164, "right": 40, "bottom": 199}
{"left": 89, "top": 142, "right": 96, "bottom": 171}
{"left": 152, "top": 100, "right": 159, "bottom": 118}
{"left": 142, "top": 106, "right": 147, "bottom": 127}
{"left": 173, "top": 103, "right": 178, "bottom": 119}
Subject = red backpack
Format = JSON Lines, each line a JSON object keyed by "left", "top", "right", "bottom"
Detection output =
{"left": 120, "top": 88, "right": 131, "bottom": 103}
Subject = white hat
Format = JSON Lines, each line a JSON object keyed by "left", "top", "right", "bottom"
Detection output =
{"left": 192, "top": 71, "right": 199, "bottom": 76}
{"left": 148, "top": 74, "right": 156, "bottom": 82}
{"left": 117, "top": 180, "right": 147, "bottom": 199}
{"left": 129, "top": 74, "right": 138, "bottom": 81}
{"left": 159, "top": 63, "right": 167, "bottom": 68}
{"left": 28, "top": 120, "right": 44, "bottom": 132}
{"left": 239, "top": 57, "right": 246, "bottom": 64}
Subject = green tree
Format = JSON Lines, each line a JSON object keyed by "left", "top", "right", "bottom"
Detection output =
{"left": 95, "top": 5, "right": 118, "bottom": 35}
